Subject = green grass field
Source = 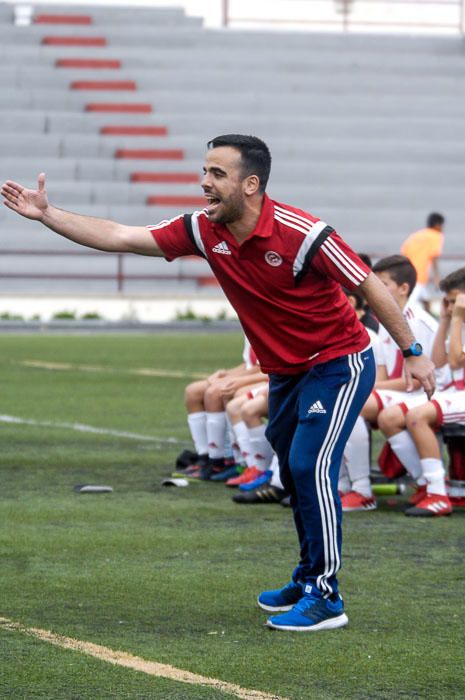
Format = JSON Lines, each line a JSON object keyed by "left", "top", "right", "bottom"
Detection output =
{"left": 1, "top": 332, "right": 464, "bottom": 700}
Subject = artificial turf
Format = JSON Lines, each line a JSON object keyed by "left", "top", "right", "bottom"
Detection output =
{"left": 0, "top": 332, "right": 464, "bottom": 699}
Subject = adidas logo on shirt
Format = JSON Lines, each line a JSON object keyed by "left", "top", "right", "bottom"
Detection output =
{"left": 307, "top": 400, "right": 326, "bottom": 415}
{"left": 212, "top": 241, "right": 231, "bottom": 255}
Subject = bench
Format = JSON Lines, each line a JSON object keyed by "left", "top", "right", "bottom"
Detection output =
{"left": 442, "top": 424, "right": 465, "bottom": 505}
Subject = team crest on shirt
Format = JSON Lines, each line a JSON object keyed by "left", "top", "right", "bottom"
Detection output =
{"left": 265, "top": 251, "right": 283, "bottom": 267}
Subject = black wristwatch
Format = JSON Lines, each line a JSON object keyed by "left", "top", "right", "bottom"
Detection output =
{"left": 402, "top": 342, "right": 423, "bottom": 358}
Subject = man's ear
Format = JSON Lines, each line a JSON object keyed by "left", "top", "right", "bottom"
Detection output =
{"left": 244, "top": 174, "right": 260, "bottom": 196}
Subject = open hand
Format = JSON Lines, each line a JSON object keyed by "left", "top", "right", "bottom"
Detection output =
{"left": 404, "top": 354, "right": 436, "bottom": 400}
{"left": 439, "top": 296, "right": 453, "bottom": 321}
{"left": 1, "top": 173, "right": 49, "bottom": 220}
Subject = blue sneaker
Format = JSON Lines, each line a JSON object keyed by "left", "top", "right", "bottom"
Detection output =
{"left": 239, "top": 469, "right": 272, "bottom": 492}
{"left": 257, "top": 580, "right": 303, "bottom": 612}
{"left": 266, "top": 585, "right": 348, "bottom": 632}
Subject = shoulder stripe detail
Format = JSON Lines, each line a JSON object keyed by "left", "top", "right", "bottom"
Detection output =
{"left": 320, "top": 237, "right": 367, "bottom": 285}
{"left": 187, "top": 210, "right": 207, "bottom": 258}
{"left": 319, "top": 242, "right": 361, "bottom": 286}
{"left": 292, "top": 221, "right": 330, "bottom": 279}
{"left": 274, "top": 212, "right": 314, "bottom": 236}
{"left": 274, "top": 204, "right": 316, "bottom": 227}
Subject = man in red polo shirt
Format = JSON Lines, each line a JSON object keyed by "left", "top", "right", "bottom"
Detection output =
{"left": 1, "top": 134, "right": 435, "bottom": 633}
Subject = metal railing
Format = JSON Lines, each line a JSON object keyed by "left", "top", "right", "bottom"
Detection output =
{"left": 0, "top": 249, "right": 217, "bottom": 293}
{"left": 222, "top": 0, "right": 465, "bottom": 34}
{"left": 1, "top": 249, "right": 464, "bottom": 294}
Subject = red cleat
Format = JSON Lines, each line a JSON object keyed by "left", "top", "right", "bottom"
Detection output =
{"left": 226, "top": 466, "right": 262, "bottom": 487}
{"left": 341, "top": 490, "right": 377, "bottom": 512}
{"left": 407, "top": 484, "right": 427, "bottom": 506}
{"left": 405, "top": 493, "right": 452, "bottom": 517}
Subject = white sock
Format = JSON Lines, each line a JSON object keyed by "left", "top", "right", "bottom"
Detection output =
{"left": 248, "top": 424, "right": 273, "bottom": 472}
{"left": 269, "top": 454, "right": 284, "bottom": 489}
{"left": 232, "top": 420, "right": 252, "bottom": 466}
{"left": 421, "top": 458, "right": 447, "bottom": 496}
{"left": 230, "top": 438, "right": 243, "bottom": 465}
{"left": 388, "top": 431, "right": 424, "bottom": 482}
{"left": 345, "top": 417, "right": 373, "bottom": 497}
{"left": 187, "top": 411, "right": 208, "bottom": 456}
{"left": 206, "top": 411, "right": 227, "bottom": 459}
{"left": 338, "top": 459, "right": 351, "bottom": 495}
{"left": 223, "top": 416, "right": 234, "bottom": 460}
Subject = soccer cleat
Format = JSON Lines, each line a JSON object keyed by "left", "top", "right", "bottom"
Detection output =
{"left": 257, "top": 580, "right": 303, "bottom": 612}
{"left": 198, "top": 458, "right": 226, "bottom": 481}
{"left": 209, "top": 464, "right": 243, "bottom": 482}
{"left": 341, "top": 490, "right": 377, "bottom": 512}
{"left": 407, "top": 484, "right": 427, "bottom": 506}
{"left": 280, "top": 495, "right": 292, "bottom": 508}
{"left": 239, "top": 469, "right": 272, "bottom": 492}
{"left": 171, "top": 463, "right": 202, "bottom": 479}
{"left": 172, "top": 454, "right": 209, "bottom": 478}
{"left": 232, "top": 484, "right": 287, "bottom": 504}
{"left": 266, "top": 587, "right": 348, "bottom": 632}
{"left": 226, "top": 465, "right": 263, "bottom": 487}
{"left": 404, "top": 492, "right": 453, "bottom": 517}
{"left": 175, "top": 449, "right": 199, "bottom": 469}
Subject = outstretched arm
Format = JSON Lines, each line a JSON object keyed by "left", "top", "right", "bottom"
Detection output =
{"left": 359, "top": 272, "right": 436, "bottom": 398}
{"left": 1, "top": 173, "right": 164, "bottom": 256}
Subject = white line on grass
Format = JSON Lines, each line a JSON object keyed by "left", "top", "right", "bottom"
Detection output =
{"left": 0, "top": 617, "right": 288, "bottom": 700}
{"left": 18, "top": 360, "right": 207, "bottom": 380}
{"left": 0, "top": 414, "right": 188, "bottom": 447}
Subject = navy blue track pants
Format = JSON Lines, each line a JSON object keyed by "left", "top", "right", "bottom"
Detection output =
{"left": 265, "top": 347, "right": 376, "bottom": 597}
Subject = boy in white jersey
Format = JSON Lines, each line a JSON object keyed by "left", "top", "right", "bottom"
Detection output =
{"left": 341, "top": 256, "right": 438, "bottom": 512}
{"left": 398, "top": 268, "right": 465, "bottom": 516}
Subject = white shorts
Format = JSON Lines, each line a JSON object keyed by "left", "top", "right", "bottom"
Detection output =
{"left": 432, "top": 389, "right": 465, "bottom": 426}
{"left": 373, "top": 389, "right": 427, "bottom": 414}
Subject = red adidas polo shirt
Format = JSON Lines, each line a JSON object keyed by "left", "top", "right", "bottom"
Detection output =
{"left": 149, "top": 194, "right": 370, "bottom": 374}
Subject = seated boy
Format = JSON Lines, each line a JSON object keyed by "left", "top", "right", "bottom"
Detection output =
{"left": 383, "top": 268, "right": 465, "bottom": 516}
{"left": 340, "top": 255, "right": 439, "bottom": 511}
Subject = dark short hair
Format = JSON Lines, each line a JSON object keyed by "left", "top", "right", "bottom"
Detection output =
{"left": 426, "top": 212, "right": 445, "bottom": 229}
{"left": 343, "top": 287, "right": 364, "bottom": 310}
{"left": 207, "top": 134, "right": 271, "bottom": 193}
{"left": 439, "top": 267, "right": 465, "bottom": 293}
{"left": 372, "top": 254, "right": 417, "bottom": 296}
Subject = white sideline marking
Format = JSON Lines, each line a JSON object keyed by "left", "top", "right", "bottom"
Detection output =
{"left": 18, "top": 360, "right": 207, "bottom": 380}
{"left": 0, "top": 414, "right": 186, "bottom": 447}
{"left": 0, "top": 618, "right": 288, "bottom": 700}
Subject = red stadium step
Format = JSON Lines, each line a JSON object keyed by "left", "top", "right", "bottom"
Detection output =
{"left": 101, "top": 126, "right": 168, "bottom": 136}
{"left": 198, "top": 276, "right": 220, "bottom": 287}
{"left": 115, "top": 149, "right": 183, "bottom": 159}
{"left": 146, "top": 195, "right": 206, "bottom": 206}
{"left": 56, "top": 59, "right": 122, "bottom": 69}
{"left": 71, "top": 80, "right": 137, "bottom": 90}
{"left": 35, "top": 14, "right": 93, "bottom": 24}
{"left": 131, "top": 172, "right": 199, "bottom": 183}
{"left": 42, "top": 36, "right": 107, "bottom": 46}
{"left": 85, "top": 104, "right": 152, "bottom": 113}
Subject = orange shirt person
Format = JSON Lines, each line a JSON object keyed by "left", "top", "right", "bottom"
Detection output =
{"left": 401, "top": 212, "right": 445, "bottom": 311}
